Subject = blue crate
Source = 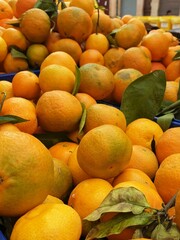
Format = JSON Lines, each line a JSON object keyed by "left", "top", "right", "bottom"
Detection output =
{"left": 0, "top": 231, "right": 7, "bottom": 240}
{"left": 0, "top": 70, "right": 40, "bottom": 82}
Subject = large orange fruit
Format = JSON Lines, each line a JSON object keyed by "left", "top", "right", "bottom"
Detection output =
{"left": 83, "top": 103, "right": 127, "bottom": 133}
{"left": 115, "top": 22, "right": 145, "bottom": 49}
{"left": 0, "top": 96, "right": 38, "bottom": 134}
{"left": 36, "top": 90, "right": 82, "bottom": 132}
{"left": 78, "top": 63, "right": 115, "bottom": 100}
{"left": 155, "top": 127, "right": 180, "bottom": 164}
{"left": 122, "top": 46, "right": 152, "bottom": 74}
{"left": 125, "top": 118, "right": 164, "bottom": 150}
{"left": 154, "top": 153, "right": 180, "bottom": 204}
{"left": 141, "top": 30, "right": 170, "bottom": 61}
{"left": 0, "top": 130, "right": 54, "bottom": 216}
{"left": 112, "top": 68, "right": 143, "bottom": 104}
{"left": 10, "top": 203, "right": 82, "bottom": 240}
{"left": 19, "top": 8, "right": 51, "bottom": 43}
{"left": 56, "top": 6, "right": 93, "bottom": 43}
{"left": 0, "top": 0, "right": 14, "bottom": 20}
{"left": 77, "top": 124, "right": 132, "bottom": 179}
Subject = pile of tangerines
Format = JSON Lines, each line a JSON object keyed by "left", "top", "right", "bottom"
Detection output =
{"left": 0, "top": 0, "right": 180, "bottom": 239}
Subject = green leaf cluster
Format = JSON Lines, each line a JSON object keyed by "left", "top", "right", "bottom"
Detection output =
{"left": 83, "top": 187, "right": 180, "bottom": 240}
{"left": 120, "top": 70, "right": 180, "bottom": 131}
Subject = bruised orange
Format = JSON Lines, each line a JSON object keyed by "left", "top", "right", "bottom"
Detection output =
{"left": 77, "top": 124, "right": 132, "bottom": 179}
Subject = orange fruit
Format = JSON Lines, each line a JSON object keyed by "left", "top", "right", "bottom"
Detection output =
{"left": 44, "top": 31, "right": 61, "bottom": 53}
{"left": 10, "top": 203, "right": 82, "bottom": 240}
{"left": 3, "top": 52, "right": 29, "bottom": 73}
{"left": 49, "top": 141, "right": 78, "bottom": 165}
{"left": 83, "top": 103, "right": 127, "bottom": 133}
{"left": 36, "top": 90, "right": 82, "bottom": 132}
{"left": 0, "top": 80, "right": 13, "bottom": 101}
{"left": 68, "top": 178, "right": 113, "bottom": 219}
{"left": 67, "top": 146, "right": 90, "bottom": 186}
{"left": 49, "top": 157, "right": 73, "bottom": 200}
{"left": 122, "top": 46, "right": 152, "bottom": 74}
{"left": 114, "top": 181, "right": 163, "bottom": 209}
{"left": 165, "top": 60, "right": 180, "bottom": 81}
{"left": 1, "top": 27, "right": 29, "bottom": 52}
{"left": 56, "top": 6, "right": 93, "bottom": 43}
{"left": 78, "top": 63, "right": 115, "bottom": 100}
{"left": 0, "top": 36, "right": 8, "bottom": 62}
{"left": 0, "top": 130, "right": 54, "bottom": 216}
{"left": 0, "top": 0, "right": 13, "bottom": 20}
{"left": 77, "top": 124, "right": 132, "bottom": 179}
{"left": 91, "top": 10, "right": 113, "bottom": 35}
{"left": 112, "top": 68, "right": 143, "bottom": 104}
{"left": 155, "top": 127, "right": 180, "bottom": 164}
{"left": 40, "top": 51, "right": 77, "bottom": 74}
{"left": 26, "top": 43, "right": 49, "bottom": 69}
{"left": 19, "top": 8, "right": 51, "bottom": 43}
{"left": 121, "top": 14, "right": 133, "bottom": 24}
{"left": 15, "top": 0, "right": 37, "bottom": 18}
{"left": 175, "top": 190, "right": 180, "bottom": 230}
{"left": 112, "top": 168, "right": 157, "bottom": 190}
{"left": 127, "top": 145, "right": 159, "bottom": 179}
{"left": 162, "top": 45, "right": 180, "bottom": 67}
{"left": 79, "top": 49, "right": 104, "bottom": 66}
{"left": 12, "top": 70, "right": 41, "bottom": 100}
{"left": 125, "top": 118, "right": 164, "bottom": 150}
{"left": 75, "top": 92, "right": 97, "bottom": 109}
{"left": 151, "top": 61, "right": 166, "bottom": 72}
{"left": 141, "top": 30, "right": 170, "bottom": 61}
{"left": 85, "top": 32, "right": 110, "bottom": 55}
{"left": 115, "top": 22, "right": 145, "bottom": 50}
{"left": 38, "top": 64, "right": 75, "bottom": 93}
{"left": 69, "top": 0, "right": 94, "bottom": 16}
{"left": 111, "top": 17, "right": 124, "bottom": 30}
{"left": 154, "top": 153, "right": 180, "bottom": 204}
{"left": 163, "top": 80, "right": 179, "bottom": 102}
{"left": 0, "top": 96, "right": 38, "bottom": 134}
{"left": 103, "top": 47, "right": 125, "bottom": 74}
{"left": 46, "top": 38, "right": 82, "bottom": 64}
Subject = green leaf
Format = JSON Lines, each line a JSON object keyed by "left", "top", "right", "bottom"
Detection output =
{"left": 34, "top": 0, "right": 58, "bottom": 18}
{"left": 33, "top": 132, "right": 72, "bottom": 148}
{"left": 173, "top": 50, "right": 180, "bottom": 61}
{"left": 72, "top": 65, "right": 81, "bottom": 95}
{"left": 156, "top": 113, "right": 174, "bottom": 131}
{"left": 120, "top": 70, "right": 166, "bottom": 124}
{"left": 11, "top": 48, "right": 27, "bottom": 59}
{"left": 78, "top": 103, "right": 86, "bottom": 134}
{"left": 157, "top": 99, "right": 180, "bottom": 117}
{"left": 0, "top": 115, "right": 29, "bottom": 124}
{"left": 85, "top": 211, "right": 154, "bottom": 240}
{"left": 84, "top": 187, "right": 150, "bottom": 222}
{"left": 151, "top": 223, "right": 180, "bottom": 240}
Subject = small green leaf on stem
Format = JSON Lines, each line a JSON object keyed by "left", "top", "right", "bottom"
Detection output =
{"left": 72, "top": 65, "right": 81, "bottom": 95}
{"left": 78, "top": 103, "right": 86, "bottom": 134}
{"left": 0, "top": 115, "right": 29, "bottom": 124}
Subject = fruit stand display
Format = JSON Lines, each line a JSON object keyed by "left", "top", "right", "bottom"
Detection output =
{"left": 0, "top": 0, "right": 180, "bottom": 240}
